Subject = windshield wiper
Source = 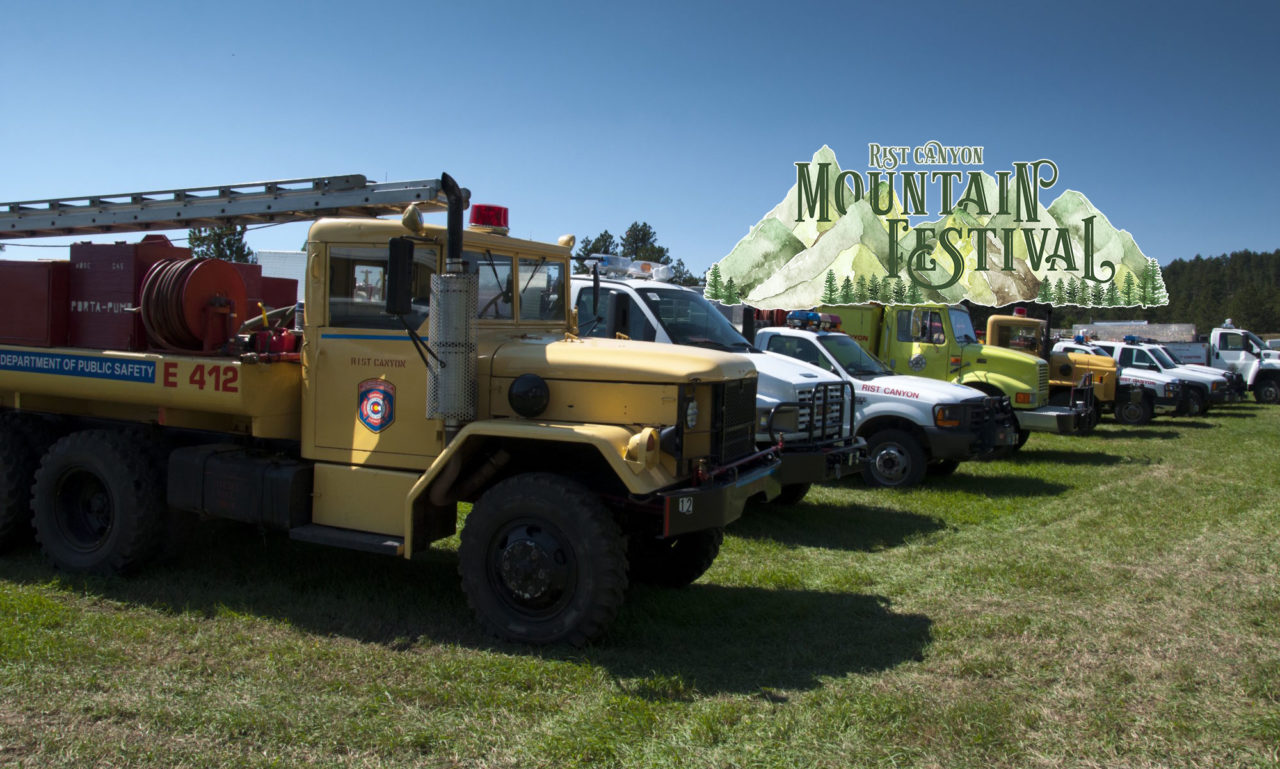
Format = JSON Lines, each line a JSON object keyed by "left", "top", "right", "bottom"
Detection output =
{"left": 687, "top": 340, "right": 736, "bottom": 352}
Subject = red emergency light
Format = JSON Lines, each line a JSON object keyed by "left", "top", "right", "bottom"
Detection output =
{"left": 1013, "top": 307, "right": 1028, "bottom": 317}
{"left": 469, "top": 204, "right": 509, "bottom": 232}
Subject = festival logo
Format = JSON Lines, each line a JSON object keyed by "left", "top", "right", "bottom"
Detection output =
{"left": 707, "top": 144, "right": 1167, "bottom": 309}
{"left": 357, "top": 378, "right": 396, "bottom": 433}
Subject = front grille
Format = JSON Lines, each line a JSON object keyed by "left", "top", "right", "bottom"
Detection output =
{"left": 1037, "top": 361, "right": 1049, "bottom": 403}
{"left": 794, "top": 382, "right": 848, "bottom": 444}
{"left": 712, "top": 378, "right": 757, "bottom": 463}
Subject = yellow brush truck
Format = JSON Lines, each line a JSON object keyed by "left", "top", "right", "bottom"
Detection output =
{"left": 984, "top": 309, "right": 1125, "bottom": 431}
{"left": 0, "top": 174, "right": 780, "bottom": 646}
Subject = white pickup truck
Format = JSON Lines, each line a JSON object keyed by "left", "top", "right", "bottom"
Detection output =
{"left": 755, "top": 314, "right": 1019, "bottom": 487}
{"left": 1090, "top": 337, "right": 1229, "bottom": 416}
{"left": 569, "top": 258, "right": 861, "bottom": 504}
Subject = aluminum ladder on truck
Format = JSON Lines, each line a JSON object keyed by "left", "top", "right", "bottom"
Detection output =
{"left": 0, "top": 175, "right": 450, "bottom": 240}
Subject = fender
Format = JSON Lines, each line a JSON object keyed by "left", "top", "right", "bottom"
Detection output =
{"left": 401, "top": 419, "right": 677, "bottom": 557}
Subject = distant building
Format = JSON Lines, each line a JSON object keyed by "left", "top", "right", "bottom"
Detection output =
{"left": 256, "top": 250, "right": 305, "bottom": 302}
{"left": 1073, "top": 321, "right": 1198, "bottom": 342}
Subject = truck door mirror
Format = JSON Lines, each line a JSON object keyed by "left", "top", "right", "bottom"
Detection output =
{"left": 385, "top": 237, "right": 414, "bottom": 316}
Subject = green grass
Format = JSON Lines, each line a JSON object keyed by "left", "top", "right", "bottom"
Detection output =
{"left": 3, "top": 405, "right": 1279, "bottom": 767}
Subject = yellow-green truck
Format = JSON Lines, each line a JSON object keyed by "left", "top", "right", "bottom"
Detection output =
{"left": 821, "top": 303, "right": 1089, "bottom": 449}
{"left": 0, "top": 174, "right": 780, "bottom": 646}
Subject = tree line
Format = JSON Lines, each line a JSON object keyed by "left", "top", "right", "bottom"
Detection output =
{"left": 1051, "top": 248, "right": 1280, "bottom": 334}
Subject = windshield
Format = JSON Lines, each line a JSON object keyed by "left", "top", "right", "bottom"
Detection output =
{"left": 949, "top": 307, "right": 978, "bottom": 343}
{"left": 818, "top": 334, "right": 889, "bottom": 376}
{"left": 1245, "top": 331, "right": 1267, "bottom": 351}
{"left": 1161, "top": 346, "right": 1187, "bottom": 364}
{"left": 635, "top": 287, "right": 753, "bottom": 351}
{"left": 1149, "top": 347, "right": 1178, "bottom": 368}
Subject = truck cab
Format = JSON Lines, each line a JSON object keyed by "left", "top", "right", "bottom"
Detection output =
{"left": 824, "top": 303, "right": 1087, "bottom": 449}
{"left": 1208, "top": 326, "right": 1280, "bottom": 403}
{"left": 755, "top": 312, "right": 1017, "bottom": 487}
{"left": 985, "top": 310, "right": 1116, "bottom": 431}
{"left": 569, "top": 257, "right": 861, "bottom": 504}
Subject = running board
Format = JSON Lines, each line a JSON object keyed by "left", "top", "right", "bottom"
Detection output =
{"left": 289, "top": 524, "right": 404, "bottom": 556}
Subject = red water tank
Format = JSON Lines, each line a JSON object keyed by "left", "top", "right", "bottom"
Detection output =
{"left": 69, "top": 235, "right": 190, "bottom": 350}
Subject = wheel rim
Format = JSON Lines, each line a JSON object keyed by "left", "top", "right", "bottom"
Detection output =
{"left": 1119, "top": 402, "right": 1142, "bottom": 423}
{"left": 487, "top": 519, "right": 576, "bottom": 618}
{"left": 872, "top": 443, "right": 911, "bottom": 485}
{"left": 53, "top": 468, "right": 113, "bottom": 553}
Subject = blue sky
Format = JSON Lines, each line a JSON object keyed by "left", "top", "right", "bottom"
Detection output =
{"left": 2, "top": 0, "right": 1277, "bottom": 274}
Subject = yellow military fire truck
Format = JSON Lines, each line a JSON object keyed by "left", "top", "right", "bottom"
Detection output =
{"left": 0, "top": 174, "right": 779, "bottom": 646}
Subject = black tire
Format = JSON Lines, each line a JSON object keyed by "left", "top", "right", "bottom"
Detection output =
{"left": 628, "top": 528, "right": 723, "bottom": 588}
{"left": 1114, "top": 396, "right": 1153, "bottom": 426}
{"left": 769, "top": 483, "right": 811, "bottom": 506}
{"left": 862, "top": 429, "right": 927, "bottom": 488}
{"left": 458, "top": 472, "right": 627, "bottom": 646}
{"left": 0, "top": 413, "right": 64, "bottom": 550}
{"left": 927, "top": 460, "right": 961, "bottom": 477}
{"left": 1255, "top": 378, "right": 1280, "bottom": 404}
{"left": 1185, "top": 387, "right": 1207, "bottom": 417}
{"left": 32, "top": 430, "right": 166, "bottom": 575}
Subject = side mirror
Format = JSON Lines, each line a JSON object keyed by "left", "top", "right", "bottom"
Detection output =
{"left": 386, "top": 237, "right": 414, "bottom": 316}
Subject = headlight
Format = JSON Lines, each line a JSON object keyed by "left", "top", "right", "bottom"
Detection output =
{"left": 1163, "top": 384, "right": 1174, "bottom": 397}
{"left": 933, "top": 404, "right": 963, "bottom": 428}
{"left": 1211, "top": 380, "right": 1221, "bottom": 391}
{"left": 685, "top": 400, "right": 699, "bottom": 429}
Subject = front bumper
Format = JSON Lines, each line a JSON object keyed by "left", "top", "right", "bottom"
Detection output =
{"left": 1013, "top": 404, "right": 1083, "bottom": 434}
{"left": 773, "top": 436, "right": 866, "bottom": 486}
{"left": 658, "top": 450, "right": 781, "bottom": 537}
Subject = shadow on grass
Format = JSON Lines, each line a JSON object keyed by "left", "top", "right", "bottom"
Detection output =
{"left": 1089, "top": 427, "right": 1182, "bottom": 440}
{"left": 582, "top": 584, "right": 931, "bottom": 695}
{"left": 730, "top": 502, "right": 944, "bottom": 551}
{"left": 1155, "top": 419, "right": 1215, "bottom": 429}
{"left": 0, "top": 522, "right": 931, "bottom": 693}
{"left": 1203, "top": 409, "right": 1257, "bottom": 418}
{"left": 918, "top": 473, "right": 1070, "bottom": 498}
{"left": 1014, "top": 448, "right": 1127, "bottom": 466}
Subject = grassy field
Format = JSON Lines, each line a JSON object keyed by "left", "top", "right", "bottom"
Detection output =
{"left": 2, "top": 404, "right": 1278, "bottom": 768}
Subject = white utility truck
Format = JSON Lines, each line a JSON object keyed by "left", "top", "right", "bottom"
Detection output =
{"left": 755, "top": 312, "right": 1018, "bottom": 486}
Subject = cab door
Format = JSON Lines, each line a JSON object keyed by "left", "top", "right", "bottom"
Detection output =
{"left": 307, "top": 242, "right": 439, "bottom": 468}
{"left": 1215, "top": 331, "right": 1248, "bottom": 372}
{"left": 891, "top": 308, "right": 950, "bottom": 380}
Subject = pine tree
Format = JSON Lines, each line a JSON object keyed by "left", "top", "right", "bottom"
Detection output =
{"left": 722, "top": 277, "right": 738, "bottom": 305}
{"left": 868, "top": 275, "right": 881, "bottom": 302}
{"left": 1122, "top": 272, "right": 1136, "bottom": 305}
{"left": 705, "top": 263, "right": 724, "bottom": 301}
{"left": 892, "top": 277, "right": 907, "bottom": 302}
{"left": 1036, "top": 278, "right": 1053, "bottom": 303}
{"left": 906, "top": 281, "right": 923, "bottom": 303}
{"left": 1089, "top": 281, "right": 1105, "bottom": 306}
{"left": 839, "top": 276, "right": 855, "bottom": 304}
{"left": 821, "top": 269, "right": 840, "bottom": 304}
{"left": 855, "top": 275, "right": 869, "bottom": 302}
{"left": 1149, "top": 259, "right": 1169, "bottom": 306}
{"left": 1066, "top": 276, "right": 1080, "bottom": 305}
{"left": 1053, "top": 278, "right": 1066, "bottom": 305}
{"left": 1104, "top": 281, "right": 1120, "bottom": 306}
